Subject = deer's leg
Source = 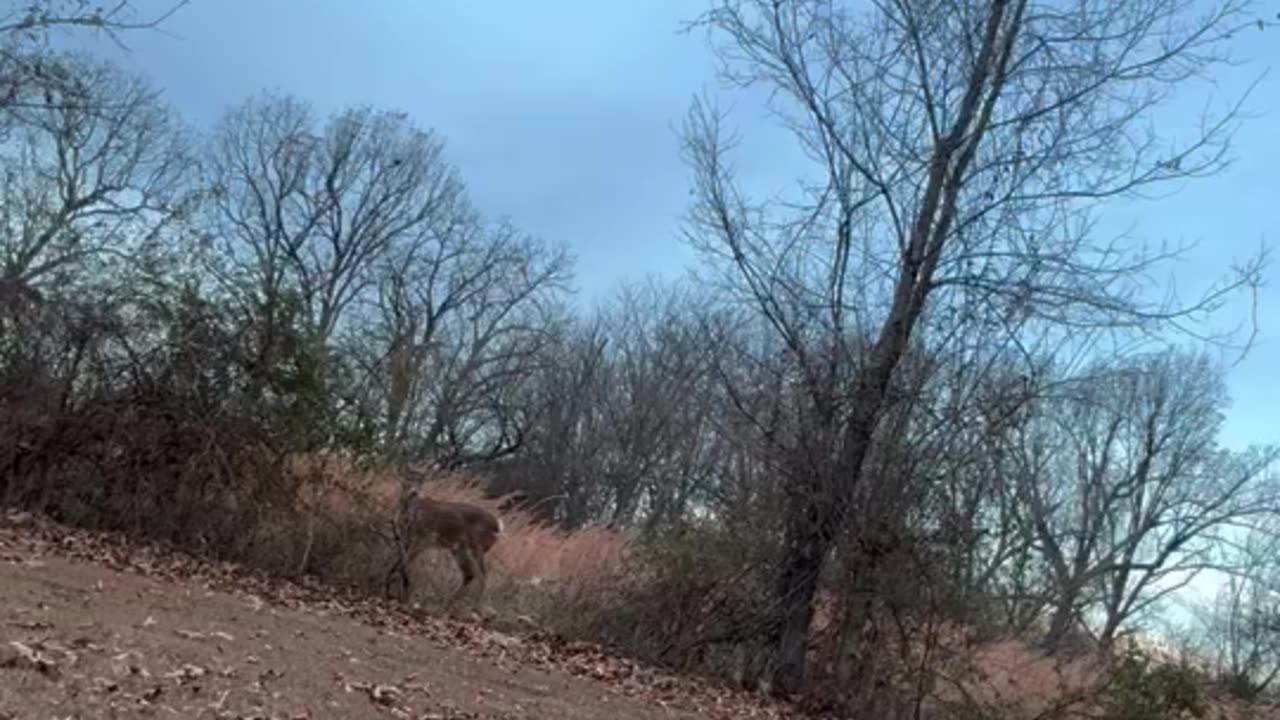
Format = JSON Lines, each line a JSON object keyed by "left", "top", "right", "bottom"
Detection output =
{"left": 447, "top": 545, "right": 481, "bottom": 610}
{"left": 390, "top": 543, "right": 417, "bottom": 605}
{"left": 473, "top": 548, "right": 488, "bottom": 600}
{"left": 383, "top": 552, "right": 405, "bottom": 600}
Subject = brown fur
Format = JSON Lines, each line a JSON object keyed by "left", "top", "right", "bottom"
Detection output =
{"left": 386, "top": 492, "right": 503, "bottom": 608}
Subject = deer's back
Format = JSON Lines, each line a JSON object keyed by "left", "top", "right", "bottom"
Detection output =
{"left": 408, "top": 497, "right": 502, "bottom": 553}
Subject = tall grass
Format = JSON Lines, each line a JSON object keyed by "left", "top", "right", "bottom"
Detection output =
{"left": 282, "top": 450, "right": 633, "bottom": 618}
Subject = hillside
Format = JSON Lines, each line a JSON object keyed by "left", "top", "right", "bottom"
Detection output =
{"left": 0, "top": 512, "right": 800, "bottom": 720}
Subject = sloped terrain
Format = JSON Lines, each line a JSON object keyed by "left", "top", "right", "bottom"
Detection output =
{"left": 0, "top": 513, "right": 803, "bottom": 720}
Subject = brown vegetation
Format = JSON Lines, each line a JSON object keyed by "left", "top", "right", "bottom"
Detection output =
{"left": 1, "top": 1, "right": 1279, "bottom": 718}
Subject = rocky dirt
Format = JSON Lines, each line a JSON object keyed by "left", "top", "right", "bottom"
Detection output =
{"left": 0, "top": 512, "right": 805, "bottom": 719}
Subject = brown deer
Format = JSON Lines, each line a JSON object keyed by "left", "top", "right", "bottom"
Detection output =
{"left": 385, "top": 487, "right": 503, "bottom": 610}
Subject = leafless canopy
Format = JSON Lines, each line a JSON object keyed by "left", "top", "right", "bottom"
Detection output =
{"left": 682, "top": 0, "right": 1270, "bottom": 693}
{"left": 1, "top": 1, "right": 191, "bottom": 112}
{"left": 203, "top": 92, "right": 571, "bottom": 460}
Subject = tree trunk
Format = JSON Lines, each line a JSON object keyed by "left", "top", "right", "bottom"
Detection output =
{"left": 835, "top": 559, "right": 880, "bottom": 689}
{"left": 770, "top": 336, "right": 915, "bottom": 694}
{"left": 709, "top": 0, "right": 1029, "bottom": 695}
{"left": 766, "top": 1, "right": 1010, "bottom": 686}
{"left": 772, "top": 495, "right": 832, "bottom": 695}
{"left": 1042, "top": 595, "right": 1077, "bottom": 654}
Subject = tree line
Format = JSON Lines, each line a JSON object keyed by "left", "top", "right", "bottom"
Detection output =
{"left": 2, "top": 0, "right": 1278, "bottom": 708}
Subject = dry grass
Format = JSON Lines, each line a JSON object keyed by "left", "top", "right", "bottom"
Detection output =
{"left": 281, "top": 451, "right": 632, "bottom": 615}
{"left": 954, "top": 639, "right": 1103, "bottom": 716}
{"left": 274, "top": 452, "right": 1270, "bottom": 719}
{"left": 288, "top": 450, "right": 402, "bottom": 515}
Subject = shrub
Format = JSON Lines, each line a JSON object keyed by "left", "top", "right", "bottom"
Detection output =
{"left": 0, "top": 376, "right": 296, "bottom": 559}
{"left": 542, "top": 518, "right": 780, "bottom": 687}
{"left": 1100, "top": 645, "right": 1207, "bottom": 720}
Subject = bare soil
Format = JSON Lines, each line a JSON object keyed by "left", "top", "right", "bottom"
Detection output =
{"left": 0, "top": 513, "right": 800, "bottom": 720}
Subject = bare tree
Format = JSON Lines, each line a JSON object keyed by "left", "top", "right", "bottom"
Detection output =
{"left": 683, "top": 0, "right": 1268, "bottom": 693}
{"left": 590, "top": 281, "right": 722, "bottom": 527}
{"left": 1011, "top": 349, "right": 1278, "bottom": 651}
{"left": 1, "top": 0, "right": 188, "bottom": 37}
{"left": 358, "top": 216, "right": 571, "bottom": 466}
{"left": 1, "top": 1, "right": 190, "bottom": 112}
{"left": 1190, "top": 527, "right": 1280, "bottom": 700}
{"left": 504, "top": 313, "right": 612, "bottom": 526}
{"left": 484, "top": 278, "right": 726, "bottom": 529}
{"left": 207, "top": 94, "right": 466, "bottom": 346}
{"left": 204, "top": 93, "right": 494, "bottom": 443}
{"left": 0, "top": 51, "right": 192, "bottom": 332}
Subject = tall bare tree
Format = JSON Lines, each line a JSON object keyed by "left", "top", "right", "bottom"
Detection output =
{"left": 361, "top": 217, "right": 570, "bottom": 466}
{"left": 481, "top": 279, "right": 727, "bottom": 527}
{"left": 684, "top": 0, "right": 1268, "bottom": 692}
{"left": 1013, "top": 350, "right": 1278, "bottom": 651}
{"left": 0, "top": 50, "right": 192, "bottom": 376}
{"left": 207, "top": 94, "right": 466, "bottom": 346}
{"left": 0, "top": 52, "right": 191, "bottom": 288}
{"left": 203, "top": 93, "right": 483, "bottom": 441}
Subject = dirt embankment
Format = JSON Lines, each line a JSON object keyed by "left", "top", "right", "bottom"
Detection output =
{"left": 0, "top": 514, "right": 804, "bottom": 720}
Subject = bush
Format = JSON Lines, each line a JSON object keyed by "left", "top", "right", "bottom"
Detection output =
{"left": 1100, "top": 646, "right": 1207, "bottom": 720}
{"left": 0, "top": 376, "right": 295, "bottom": 558}
{"left": 545, "top": 518, "right": 781, "bottom": 687}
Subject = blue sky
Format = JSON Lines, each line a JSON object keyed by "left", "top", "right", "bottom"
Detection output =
{"left": 71, "top": 0, "right": 1278, "bottom": 452}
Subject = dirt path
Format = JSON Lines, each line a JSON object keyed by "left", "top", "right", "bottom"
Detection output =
{"left": 0, "top": 516, "right": 796, "bottom": 719}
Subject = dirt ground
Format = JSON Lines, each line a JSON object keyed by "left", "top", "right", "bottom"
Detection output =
{"left": 0, "top": 515, "right": 798, "bottom": 720}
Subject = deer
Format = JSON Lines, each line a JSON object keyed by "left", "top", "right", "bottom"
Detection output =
{"left": 384, "top": 485, "right": 504, "bottom": 611}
